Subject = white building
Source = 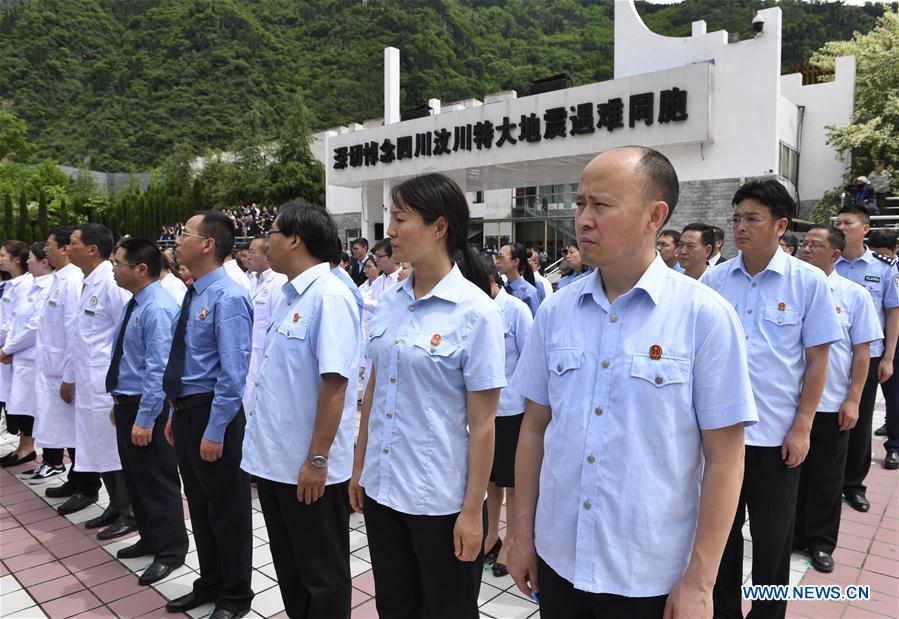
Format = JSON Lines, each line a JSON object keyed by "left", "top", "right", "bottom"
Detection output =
{"left": 316, "top": 0, "right": 855, "bottom": 258}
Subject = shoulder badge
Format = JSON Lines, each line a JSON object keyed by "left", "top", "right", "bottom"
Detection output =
{"left": 872, "top": 251, "right": 898, "bottom": 267}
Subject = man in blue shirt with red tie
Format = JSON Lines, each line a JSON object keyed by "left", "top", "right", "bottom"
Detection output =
{"left": 164, "top": 211, "right": 254, "bottom": 619}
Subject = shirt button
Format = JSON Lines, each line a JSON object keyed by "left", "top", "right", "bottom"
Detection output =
{"left": 389, "top": 376, "right": 397, "bottom": 383}
{"left": 594, "top": 407, "right": 603, "bottom": 415}
{"left": 394, "top": 338, "right": 401, "bottom": 344}
{"left": 430, "top": 347, "right": 436, "bottom": 353}
{"left": 255, "top": 381, "right": 259, "bottom": 387}
{"left": 654, "top": 376, "right": 663, "bottom": 385}
{"left": 747, "top": 309, "right": 753, "bottom": 314}
{"left": 556, "top": 364, "right": 563, "bottom": 372}
{"left": 609, "top": 313, "right": 618, "bottom": 323}
{"left": 751, "top": 282, "right": 757, "bottom": 288}
{"left": 601, "top": 359, "right": 610, "bottom": 369}
{"left": 383, "top": 448, "right": 390, "bottom": 454}
{"left": 408, "top": 305, "right": 416, "bottom": 312}
{"left": 777, "top": 318, "right": 783, "bottom": 324}
{"left": 386, "top": 411, "right": 393, "bottom": 418}
{"left": 583, "top": 500, "right": 592, "bottom": 510}
{"left": 587, "top": 455, "right": 596, "bottom": 463}
{"left": 287, "top": 301, "right": 292, "bottom": 305}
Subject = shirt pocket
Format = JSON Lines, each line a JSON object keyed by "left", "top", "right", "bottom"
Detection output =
{"left": 762, "top": 306, "right": 801, "bottom": 332}
{"left": 276, "top": 321, "right": 308, "bottom": 340}
{"left": 366, "top": 323, "right": 388, "bottom": 359}
{"left": 412, "top": 333, "right": 460, "bottom": 361}
{"left": 547, "top": 347, "right": 583, "bottom": 406}
{"left": 630, "top": 354, "right": 690, "bottom": 388}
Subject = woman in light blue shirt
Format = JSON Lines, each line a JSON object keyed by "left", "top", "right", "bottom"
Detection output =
{"left": 349, "top": 173, "right": 506, "bottom": 619}
{"left": 557, "top": 242, "right": 594, "bottom": 288}
{"left": 497, "top": 242, "right": 542, "bottom": 315}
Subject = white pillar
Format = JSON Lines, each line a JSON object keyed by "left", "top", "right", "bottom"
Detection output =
{"left": 382, "top": 46, "right": 401, "bottom": 234}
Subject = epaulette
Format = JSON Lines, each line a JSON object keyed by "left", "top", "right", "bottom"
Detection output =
{"left": 872, "top": 251, "right": 898, "bottom": 267}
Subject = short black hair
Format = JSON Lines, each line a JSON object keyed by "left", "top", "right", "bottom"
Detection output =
{"left": 372, "top": 238, "right": 393, "bottom": 258}
{"left": 29, "top": 242, "right": 48, "bottom": 262}
{"left": 837, "top": 204, "right": 871, "bottom": 225}
{"left": 779, "top": 231, "right": 799, "bottom": 253}
{"left": 868, "top": 229, "right": 897, "bottom": 250}
{"left": 710, "top": 225, "right": 725, "bottom": 245}
{"left": 48, "top": 225, "right": 75, "bottom": 247}
{"left": 351, "top": 237, "right": 369, "bottom": 250}
{"left": 196, "top": 210, "right": 236, "bottom": 262}
{"left": 2, "top": 240, "right": 29, "bottom": 272}
{"left": 618, "top": 146, "right": 680, "bottom": 225}
{"left": 681, "top": 223, "right": 715, "bottom": 248}
{"left": 118, "top": 238, "right": 163, "bottom": 278}
{"left": 659, "top": 229, "right": 681, "bottom": 244}
{"left": 276, "top": 203, "right": 339, "bottom": 263}
{"left": 732, "top": 180, "right": 795, "bottom": 222}
{"left": 807, "top": 224, "right": 846, "bottom": 252}
{"left": 75, "top": 223, "right": 114, "bottom": 259}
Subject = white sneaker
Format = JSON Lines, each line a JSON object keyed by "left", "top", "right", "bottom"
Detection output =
{"left": 18, "top": 462, "right": 44, "bottom": 480}
{"left": 29, "top": 464, "right": 66, "bottom": 485}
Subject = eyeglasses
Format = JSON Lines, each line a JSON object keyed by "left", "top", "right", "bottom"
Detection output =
{"left": 728, "top": 215, "right": 777, "bottom": 227}
{"left": 373, "top": 253, "right": 389, "bottom": 259}
{"left": 112, "top": 261, "right": 138, "bottom": 269}
{"left": 266, "top": 229, "right": 285, "bottom": 238}
{"left": 798, "top": 241, "right": 828, "bottom": 250}
{"left": 179, "top": 232, "right": 208, "bottom": 241}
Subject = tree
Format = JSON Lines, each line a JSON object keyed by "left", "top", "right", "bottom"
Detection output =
{"left": 38, "top": 190, "right": 48, "bottom": 239}
{"left": 59, "top": 198, "right": 69, "bottom": 226}
{"left": 0, "top": 111, "right": 35, "bottom": 163}
{"left": 2, "top": 193, "right": 13, "bottom": 239}
{"left": 812, "top": 10, "right": 899, "bottom": 176}
{"left": 16, "top": 189, "right": 29, "bottom": 242}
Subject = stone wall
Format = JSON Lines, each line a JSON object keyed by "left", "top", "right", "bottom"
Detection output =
{"left": 331, "top": 212, "right": 363, "bottom": 247}
{"left": 668, "top": 178, "right": 742, "bottom": 258}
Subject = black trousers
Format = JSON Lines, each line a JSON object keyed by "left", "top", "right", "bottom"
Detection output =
{"left": 100, "top": 470, "right": 133, "bottom": 518}
{"left": 5, "top": 413, "right": 34, "bottom": 437}
{"left": 714, "top": 446, "right": 800, "bottom": 619}
{"left": 537, "top": 555, "right": 667, "bottom": 618}
{"left": 794, "top": 412, "right": 849, "bottom": 554}
{"left": 256, "top": 478, "right": 350, "bottom": 619}
{"left": 882, "top": 355, "right": 899, "bottom": 452}
{"left": 172, "top": 402, "right": 253, "bottom": 613}
{"left": 363, "top": 493, "right": 486, "bottom": 619}
{"left": 63, "top": 448, "right": 102, "bottom": 494}
{"left": 844, "top": 356, "right": 881, "bottom": 495}
{"left": 114, "top": 401, "right": 188, "bottom": 565}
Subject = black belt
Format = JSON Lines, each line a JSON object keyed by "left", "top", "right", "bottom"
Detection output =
{"left": 170, "top": 392, "right": 215, "bottom": 412}
{"left": 111, "top": 394, "right": 142, "bottom": 406}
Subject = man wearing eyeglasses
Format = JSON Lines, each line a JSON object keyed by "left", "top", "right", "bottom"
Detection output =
{"left": 703, "top": 180, "right": 843, "bottom": 619}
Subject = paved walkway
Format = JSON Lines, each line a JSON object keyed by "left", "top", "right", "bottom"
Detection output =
{"left": 0, "top": 403, "right": 895, "bottom": 618}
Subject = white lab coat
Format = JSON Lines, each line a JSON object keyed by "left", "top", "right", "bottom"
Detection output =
{"left": 33, "top": 263, "right": 84, "bottom": 449}
{"left": 3, "top": 274, "right": 54, "bottom": 416}
{"left": 0, "top": 273, "right": 33, "bottom": 402}
{"left": 160, "top": 271, "right": 187, "bottom": 306}
{"left": 67, "top": 262, "right": 131, "bottom": 473}
{"left": 243, "top": 268, "right": 286, "bottom": 413}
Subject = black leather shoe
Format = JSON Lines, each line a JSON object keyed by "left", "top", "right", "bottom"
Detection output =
{"left": 874, "top": 423, "right": 888, "bottom": 437}
{"left": 884, "top": 450, "right": 899, "bottom": 470}
{"left": 97, "top": 517, "right": 137, "bottom": 541}
{"left": 844, "top": 492, "right": 870, "bottom": 513}
{"left": 484, "top": 538, "right": 502, "bottom": 565}
{"left": 45, "top": 483, "right": 75, "bottom": 498}
{"left": 210, "top": 608, "right": 249, "bottom": 619}
{"left": 57, "top": 492, "right": 98, "bottom": 516}
{"left": 0, "top": 451, "right": 36, "bottom": 468}
{"left": 84, "top": 507, "right": 120, "bottom": 529}
{"left": 117, "top": 541, "right": 152, "bottom": 559}
{"left": 165, "top": 590, "right": 217, "bottom": 613}
{"left": 139, "top": 560, "right": 183, "bottom": 586}
{"left": 811, "top": 549, "right": 834, "bottom": 573}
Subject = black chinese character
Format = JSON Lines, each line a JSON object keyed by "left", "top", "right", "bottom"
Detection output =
{"left": 495, "top": 116, "right": 518, "bottom": 147}
{"left": 363, "top": 141, "right": 379, "bottom": 166}
{"left": 569, "top": 103, "right": 595, "bottom": 136}
{"left": 596, "top": 98, "right": 624, "bottom": 132}
{"left": 349, "top": 144, "right": 364, "bottom": 167}
{"left": 453, "top": 125, "right": 472, "bottom": 152}
{"left": 519, "top": 113, "right": 542, "bottom": 143}
{"left": 397, "top": 136, "right": 413, "bottom": 160}
{"left": 473, "top": 121, "right": 494, "bottom": 149}
{"left": 543, "top": 107, "right": 567, "bottom": 140}
{"left": 629, "top": 92, "right": 654, "bottom": 128}
{"left": 379, "top": 139, "right": 396, "bottom": 164}
{"left": 333, "top": 146, "right": 348, "bottom": 170}
{"left": 433, "top": 128, "right": 452, "bottom": 155}
{"left": 414, "top": 132, "right": 432, "bottom": 157}
{"left": 658, "top": 87, "right": 688, "bottom": 123}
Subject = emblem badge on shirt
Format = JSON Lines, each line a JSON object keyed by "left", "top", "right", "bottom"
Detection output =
{"left": 292, "top": 313, "right": 300, "bottom": 323}
{"left": 864, "top": 275, "right": 880, "bottom": 283}
{"left": 649, "top": 344, "right": 663, "bottom": 360}
{"left": 777, "top": 302, "right": 786, "bottom": 311}
{"left": 261, "top": 288, "right": 269, "bottom": 297}
{"left": 431, "top": 334, "right": 442, "bottom": 347}
{"left": 835, "top": 306, "right": 842, "bottom": 314}
{"left": 199, "top": 307, "right": 209, "bottom": 321}
{"left": 89, "top": 295, "right": 99, "bottom": 307}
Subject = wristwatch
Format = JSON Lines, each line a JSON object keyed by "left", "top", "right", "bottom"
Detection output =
{"left": 308, "top": 455, "right": 328, "bottom": 469}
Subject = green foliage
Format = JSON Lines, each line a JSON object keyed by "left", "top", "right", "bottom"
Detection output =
{"left": 811, "top": 11, "right": 899, "bottom": 177}
{"left": 0, "top": 0, "right": 888, "bottom": 171}
{"left": 2, "top": 193, "right": 12, "bottom": 239}
{"left": 37, "top": 189, "right": 47, "bottom": 239}
{"left": 16, "top": 189, "right": 29, "bottom": 242}
{"left": 0, "top": 110, "right": 35, "bottom": 162}
{"left": 809, "top": 185, "right": 845, "bottom": 223}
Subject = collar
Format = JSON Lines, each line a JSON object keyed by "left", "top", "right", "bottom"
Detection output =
{"left": 34, "top": 273, "right": 54, "bottom": 288}
{"left": 133, "top": 280, "right": 161, "bottom": 305}
{"left": 494, "top": 286, "right": 510, "bottom": 307}
{"left": 834, "top": 246, "right": 876, "bottom": 266}
{"left": 825, "top": 269, "right": 841, "bottom": 290}
{"left": 83, "top": 260, "right": 112, "bottom": 285}
{"left": 193, "top": 266, "right": 227, "bottom": 294}
{"left": 288, "top": 262, "right": 330, "bottom": 299}
{"left": 578, "top": 254, "right": 667, "bottom": 308}
{"left": 56, "top": 262, "right": 81, "bottom": 278}
{"left": 10, "top": 273, "right": 31, "bottom": 286}
{"left": 397, "top": 263, "right": 465, "bottom": 304}
{"left": 732, "top": 246, "right": 788, "bottom": 279}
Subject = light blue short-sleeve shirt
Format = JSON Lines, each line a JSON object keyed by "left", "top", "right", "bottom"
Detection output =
{"left": 702, "top": 248, "right": 843, "bottom": 446}
{"left": 819, "top": 270, "right": 883, "bottom": 411}
{"left": 495, "top": 288, "right": 532, "bottom": 417}
{"left": 833, "top": 248, "right": 898, "bottom": 358}
{"left": 241, "top": 263, "right": 361, "bottom": 486}
{"left": 360, "top": 264, "right": 506, "bottom": 515}
{"left": 511, "top": 255, "right": 757, "bottom": 597}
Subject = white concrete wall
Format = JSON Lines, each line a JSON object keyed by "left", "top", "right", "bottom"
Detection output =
{"left": 778, "top": 95, "right": 799, "bottom": 150}
{"left": 781, "top": 55, "right": 856, "bottom": 201}
{"left": 471, "top": 189, "right": 514, "bottom": 220}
